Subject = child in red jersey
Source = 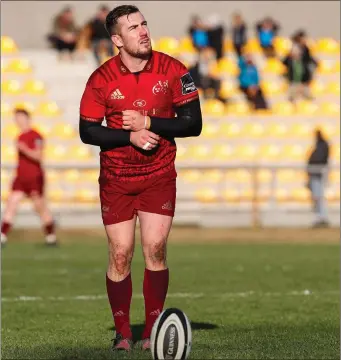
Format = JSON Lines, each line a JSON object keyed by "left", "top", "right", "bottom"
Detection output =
{"left": 1, "top": 109, "right": 57, "bottom": 246}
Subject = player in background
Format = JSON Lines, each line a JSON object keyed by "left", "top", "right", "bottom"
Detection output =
{"left": 79, "top": 5, "right": 202, "bottom": 351}
{"left": 1, "top": 109, "right": 57, "bottom": 246}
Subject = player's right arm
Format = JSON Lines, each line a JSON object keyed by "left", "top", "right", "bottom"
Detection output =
{"left": 79, "top": 75, "right": 131, "bottom": 151}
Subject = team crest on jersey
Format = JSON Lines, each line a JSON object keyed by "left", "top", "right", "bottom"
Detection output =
{"left": 152, "top": 80, "right": 169, "bottom": 95}
{"left": 133, "top": 99, "right": 147, "bottom": 108}
{"left": 180, "top": 73, "right": 197, "bottom": 95}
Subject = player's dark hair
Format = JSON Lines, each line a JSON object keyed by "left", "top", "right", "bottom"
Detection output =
{"left": 14, "top": 108, "right": 30, "bottom": 118}
{"left": 105, "top": 5, "right": 140, "bottom": 36}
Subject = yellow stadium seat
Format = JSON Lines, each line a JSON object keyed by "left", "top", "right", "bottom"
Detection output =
{"left": 326, "top": 188, "right": 340, "bottom": 202}
{"left": 264, "top": 123, "right": 289, "bottom": 138}
{"left": 3, "top": 123, "right": 19, "bottom": 139}
{"left": 1, "top": 102, "right": 12, "bottom": 117}
{"left": 333, "top": 61, "right": 340, "bottom": 73}
{"left": 74, "top": 188, "right": 98, "bottom": 203}
{"left": 273, "top": 37, "right": 292, "bottom": 56}
{"left": 235, "top": 145, "right": 258, "bottom": 161}
{"left": 35, "top": 101, "right": 61, "bottom": 117}
{"left": 1, "top": 189, "right": 9, "bottom": 202}
{"left": 52, "top": 123, "right": 76, "bottom": 139}
{"left": 175, "top": 144, "right": 187, "bottom": 161}
{"left": 310, "top": 80, "right": 326, "bottom": 96}
{"left": 277, "top": 169, "right": 304, "bottom": 183}
{"left": 282, "top": 144, "right": 307, "bottom": 162}
{"left": 202, "top": 169, "right": 224, "bottom": 183}
{"left": 317, "top": 60, "right": 334, "bottom": 75}
{"left": 291, "top": 188, "right": 310, "bottom": 202}
{"left": 244, "top": 38, "right": 262, "bottom": 54}
{"left": 226, "top": 169, "right": 251, "bottom": 183}
{"left": 319, "top": 102, "right": 340, "bottom": 116}
{"left": 201, "top": 122, "right": 220, "bottom": 138}
{"left": 272, "top": 101, "right": 295, "bottom": 116}
{"left": 331, "top": 144, "right": 340, "bottom": 161}
{"left": 64, "top": 169, "right": 81, "bottom": 183}
{"left": 180, "top": 169, "right": 201, "bottom": 183}
{"left": 1, "top": 169, "right": 10, "bottom": 183}
{"left": 69, "top": 144, "right": 93, "bottom": 161}
{"left": 46, "top": 170, "right": 60, "bottom": 183}
{"left": 275, "top": 188, "right": 290, "bottom": 202}
{"left": 202, "top": 99, "right": 225, "bottom": 116}
{"left": 45, "top": 144, "right": 68, "bottom": 162}
{"left": 7, "top": 58, "right": 32, "bottom": 74}
{"left": 261, "top": 80, "right": 287, "bottom": 96}
{"left": 226, "top": 102, "right": 250, "bottom": 116}
{"left": 257, "top": 169, "right": 272, "bottom": 183}
{"left": 330, "top": 170, "right": 340, "bottom": 184}
{"left": 316, "top": 38, "right": 340, "bottom": 55}
{"left": 23, "top": 80, "right": 47, "bottom": 96}
{"left": 1, "top": 80, "right": 22, "bottom": 95}
{"left": 1, "top": 36, "right": 18, "bottom": 54}
{"left": 216, "top": 58, "right": 239, "bottom": 76}
{"left": 187, "top": 144, "right": 211, "bottom": 161}
{"left": 263, "top": 58, "right": 286, "bottom": 75}
{"left": 220, "top": 122, "right": 242, "bottom": 138}
{"left": 259, "top": 144, "right": 281, "bottom": 161}
{"left": 157, "top": 37, "right": 179, "bottom": 56}
{"left": 242, "top": 123, "right": 265, "bottom": 137}
{"left": 289, "top": 123, "right": 313, "bottom": 138}
{"left": 47, "top": 187, "right": 65, "bottom": 202}
{"left": 320, "top": 123, "right": 338, "bottom": 138}
{"left": 195, "top": 188, "right": 218, "bottom": 203}
{"left": 33, "top": 123, "right": 52, "bottom": 137}
{"left": 1, "top": 145, "right": 16, "bottom": 162}
{"left": 14, "top": 101, "right": 35, "bottom": 114}
{"left": 82, "top": 170, "right": 99, "bottom": 182}
{"left": 219, "top": 80, "right": 239, "bottom": 99}
{"left": 295, "top": 101, "right": 319, "bottom": 115}
{"left": 179, "top": 37, "right": 196, "bottom": 53}
{"left": 223, "top": 39, "right": 233, "bottom": 53}
{"left": 212, "top": 144, "right": 234, "bottom": 161}
{"left": 223, "top": 188, "right": 240, "bottom": 202}
{"left": 327, "top": 81, "right": 340, "bottom": 96}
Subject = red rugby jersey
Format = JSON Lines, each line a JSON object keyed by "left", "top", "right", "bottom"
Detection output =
{"left": 80, "top": 50, "right": 199, "bottom": 182}
{"left": 16, "top": 129, "right": 43, "bottom": 179}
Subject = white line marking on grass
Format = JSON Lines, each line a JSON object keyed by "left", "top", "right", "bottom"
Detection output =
{"left": 1, "top": 290, "right": 339, "bottom": 303}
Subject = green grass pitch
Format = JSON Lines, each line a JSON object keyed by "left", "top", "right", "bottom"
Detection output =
{"left": 1, "top": 228, "right": 339, "bottom": 359}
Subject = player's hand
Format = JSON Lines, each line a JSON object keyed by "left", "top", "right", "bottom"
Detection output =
{"left": 130, "top": 129, "right": 160, "bottom": 151}
{"left": 17, "top": 141, "right": 29, "bottom": 152}
{"left": 122, "top": 110, "right": 146, "bottom": 131}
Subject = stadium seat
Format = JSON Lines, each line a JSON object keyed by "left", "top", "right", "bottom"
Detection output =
{"left": 277, "top": 169, "right": 305, "bottom": 183}
{"left": 316, "top": 60, "right": 334, "bottom": 75}
{"left": 7, "top": 58, "right": 33, "bottom": 74}
{"left": 259, "top": 144, "right": 282, "bottom": 161}
{"left": 195, "top": 188, "right": 218, "bottom": 203}
{"left": 216, "top": 58, "right": 239, "bottom": 76}
{"left": 273, "top": 37, "right": 292, "bottom": 56}
{"left": 1, "top": 189, "right": 9, "bottom": 202}
{"left": 179, "top": 37, "right": 196, "bottom": 53}
{"left": 263, "top": 58, "right": 286, "bottom": 75}
{"left": 1, "top": 80, "right": 22, "bottom": 95}
{"left": 289, "top": 122, "right": 313, "bottom": 138}
{"left": 175, "top": 143, "right": 188, "bottom": 161}
{"left": 1, "top": 102, "right": 12, "bottom": 117}
{"left": 187, "top": 144, "right": 211, "bottom": 161}
{"left": 226, "top": 102, "right": 250, "bottom": 116}
{"left": 331, "top": 144, "right": 340, "bottom": 161}
{"left": 157, "top": 37, "right": 179, "bottom": 56}
{"left": 74, "top": 188, "right": 98, "bottom": 203}
{"left": 219, "top": 122, "right": 242, "bottom": 138}
{"left": 281, "top": 144, "right": 307, "bottom": 162}
{"left": 1, "top": 36, "right": 18, "bottom": 54}
{"left": 180, "top": 169, "right": 201, "bottom": 183}
{"left": 223, "top": 38, "right": 233, "bottom": 53}
{"left": 46, "top": 170, "right": 60, "bottom": 184}
{"left": 226, "top": 169, "right": 251, "bottom": 183}
{"left": 272, "top": 101, "right": 295, "bottom": 116}
{"left": 275, "top": 188, "right": 290, "bottom": 202}
{"left": 244, "top": 38, "right": 262, "bottom": 54}
{"left": 327, "top": 81, "right": 340, "bottom": 96}
{"left": 235, "top": 144, "right": 258, "bottom": 161}
{"left": 257, "top": 169, "right": 273, "bottom": 183}
{"left": 45, "top": 144, "right": 68, "bottom": 162}
{"left": 291, "top": 187, "right": 310, "bottom": 202}
{"left": 1, "top": 145, "right": 16, "bottom": 163}
{"left": 264, "top": 122, "right": 289, "bottom": 138}
{"left": 329, "top": 170, "right": 340, "bottom": 184}
{"left": 33, "top": 123, "right": 52, "bottom": 137}
{"left": 316, "top": 38, "right": 340, "bottom": 55}
{"left": 202, "top": 99, "right": 225, "bottom": 116}
{"left": 3, "top": 123, "right": 19, "bottom": 138}
{"left": 222, "top": 188, "right": 240, "bottom": 202}
{"left": 319, "top": 102, "right": 340, "bottom": 116}
{"left": 310, "top": 80, "right": 326, "bottom": 96}
{"left": 333, "top": 60, "right": 340, "bottom": 73}
{"left": 82, "top": 170, "right": 99, "bottom": 183}
{"left": 242, "top": 123, "right": 265, "bottom": 137}
{"left": 47, "top": 187, "right": 65, "bottom": 202}
{"left": 52, "top": 123, "right": 76, "bottom": 139}
{"left": 23, "top": 80, "right": 47, "bottom": 96}
{"left": 326, "top": 187, "right": 340, "bottom": 202}
{"left": 261, "top": 80, "right": 287, "bottom": 96}
{"left": 63, "top": 169, "right": 81, "bottom": 183}
{"left": 219, "top": 80, "right": 239, "bottom": 99}
{"left": 201, "top": 122, "right": 220, "bottom": 138}
{"left": 69, "top": 144, "right": 93, "bottom": 161}
{"left": 212, "top": 144, "right": 234, "bottom": 161}
{"left": 295, "top": 101, "right": 319, "bottom": 115}
{"left": 202, "top": 169, "right": 224, "bottom": 183}
{"left": 35, "top": 101, "right": 61, "bottom": 117}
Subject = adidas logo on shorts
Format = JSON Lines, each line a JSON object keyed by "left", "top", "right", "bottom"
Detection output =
{"left": 111, "top": 89, "right": 125, "bottom": 99}
{"left": 162, "top": 201, "right": 173, "bottom": 211}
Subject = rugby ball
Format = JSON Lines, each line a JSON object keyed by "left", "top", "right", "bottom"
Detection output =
{"left": 150, "top": 308, "right": 192, "bottom": 360}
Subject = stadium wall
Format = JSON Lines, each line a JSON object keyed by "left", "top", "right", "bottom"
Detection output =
{"left": 1, "top": 1, "right": 340, "bottom": 49}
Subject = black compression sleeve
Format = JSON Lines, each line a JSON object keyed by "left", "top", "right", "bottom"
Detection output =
{"left": 79, "top": 118, "right": 130, "bottom": 151}
{"left": 149, "top": 98, "right": 202, "bottom": 138}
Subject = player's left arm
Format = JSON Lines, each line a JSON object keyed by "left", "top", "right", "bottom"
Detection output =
{"left": 17, "top": 137, "right": 43, "bottom": 163}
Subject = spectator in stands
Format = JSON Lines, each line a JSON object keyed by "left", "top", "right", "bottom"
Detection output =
{"left": 206, "top": 14, "right": 225, "bottom": 60}
{"left": 238, "top": 53, "right": 268, "bottom": 109}
{"left": 282, "top": 44, "right": 313, "bottom": 103}
{"left": 87, "top": 5, "right": 114, "bottom": 66}
{"left": 292, "top": 30, "right": 318, "bottom": 85}
{"left": 189, "top": 47, "right": 226, "bottom": 103}
{"left": 47, "top": 6, "right": 79, "bottom": 60}
{"left": 255, "top": 17, "right": 280, "bottom": 57}
{"left": 188, "top": 15, "right": 209, "bottom": 52}
{"left": 307, "top": 129, "right": 330, "bottom": 228}
{"left": 231, "top": 13, "right": 247, "bottom": 57}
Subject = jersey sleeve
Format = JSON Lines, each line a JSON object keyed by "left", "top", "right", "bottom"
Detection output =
{"left": 171, "top": 60, "right": 199, "bottom": 107}
{"left": 80, "top": 74, "right": 106, "bottom": 123}
{"left": 33, "top": 132, "right": 44, "bottom": 148}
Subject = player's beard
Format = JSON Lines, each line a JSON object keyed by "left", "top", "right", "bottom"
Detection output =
{"left": 125, "top": 41, "right": 152, "bottom": 59}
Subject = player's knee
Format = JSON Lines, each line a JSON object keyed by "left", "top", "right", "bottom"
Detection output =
{"left": 109, "top": 248, "right": 133, "bottom": 275}
{"left": 146, "top": 241, "right": 167, "bottom": 267}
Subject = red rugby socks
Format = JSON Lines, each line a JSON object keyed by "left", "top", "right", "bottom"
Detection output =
{"left": 106, "top": 273, "right": 133, "bottom": 339}
{"left": 1, "top": 222, "right": 12, "bottom": 236}
{"left": 142, "top": 268, "right": 169, "bottom": 339}
{"left": 44, "top": 221, "right": 55, "bottom": 236}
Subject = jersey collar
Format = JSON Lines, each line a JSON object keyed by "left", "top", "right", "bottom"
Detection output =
{"left": 115, "top": 51, "right": 154, "bottom": 75}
